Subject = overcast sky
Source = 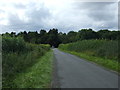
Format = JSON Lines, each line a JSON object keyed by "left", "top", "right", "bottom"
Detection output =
{"left": 0, "top": 0, "right": 118, "bottom": 33}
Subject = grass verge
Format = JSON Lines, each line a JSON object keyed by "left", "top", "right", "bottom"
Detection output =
{"left": 59, "top": 49, "right": 119, "bottom": 73}
{"left": 13, "top": 50, "right": 53, "bottom": 88}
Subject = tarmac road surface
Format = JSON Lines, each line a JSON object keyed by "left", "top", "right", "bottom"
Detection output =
{"left": 52, "top": 48, "right": 118, "bottom": 88}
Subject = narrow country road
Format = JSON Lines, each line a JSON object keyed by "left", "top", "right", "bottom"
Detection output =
{"left": 52, "top": 48, "right": 118, "bottom": 88}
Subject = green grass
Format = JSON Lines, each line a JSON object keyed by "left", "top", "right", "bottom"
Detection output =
{"left": 13, "top": 50, "right": 53, "bottom": 88}
{"left": 59, "top": 49, "right": 119, "bottom": 73}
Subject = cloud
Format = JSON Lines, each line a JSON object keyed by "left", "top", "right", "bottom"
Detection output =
{"left": 73, "top": 2, "right": 118, "bottom": 29}
{"left": 0, "top": 0, "right": 118, "bottom": 33}
{"left": 0, "top": 1, "right": 52, "bottom": 33}
{"left": 13, "top": 3, "right": 26, "bottom": 9}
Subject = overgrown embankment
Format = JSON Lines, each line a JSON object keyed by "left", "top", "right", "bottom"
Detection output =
{"left": 59, "top": 40, "right": 119, "bottom": 72}
{"left": 2, "top": 36, "right": 52, "bottom": 88}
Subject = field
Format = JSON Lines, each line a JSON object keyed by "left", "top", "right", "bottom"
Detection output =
{"left": 59, "top": 40, "right": 119, "bottom": 72}
{"left": 2, "top": 36, "right": 52, "bottom": 88}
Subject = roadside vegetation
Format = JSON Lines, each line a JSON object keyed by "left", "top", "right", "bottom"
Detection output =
{"left": 13, "top": 50, "right": 53, "bottom": 88}
{"left": 1, "top": 28, "right": 119, "bottom": 88}
{"left": 2, "top": 36, "right": 52, "bottom": 88}
{"left": 59, "top": 40, "right": 119, "bottom": 72}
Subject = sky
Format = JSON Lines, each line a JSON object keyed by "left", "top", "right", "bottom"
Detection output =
{"left": 0, "top": 0, "right": 118, "bottom": 33}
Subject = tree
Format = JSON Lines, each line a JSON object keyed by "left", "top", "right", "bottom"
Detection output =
{"left": 47, "top": 28, "right": 61, "bottom": 47}
{"left": 27, "top": 31, "right": 38, "bottom": 43}
{"left": 78, "top": 28, "right": 98, "bottom": 40}
{"left": 97, "top": 29, "right": 110, "bottom": 40}
{"left": 67, "top": 31, "right": 78, "bottom": 43}
{"left": 58, "top": 32, "right": 68, "bottom": 44}
{"left": 38, "top": 29, "right": 48, "bottom": 44}
{"left": 10, "top": 32, "right": 16, "bottom": 37}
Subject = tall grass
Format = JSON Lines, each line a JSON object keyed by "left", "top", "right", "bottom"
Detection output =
{"left": 59, "top": 40, "right": 118, "bottom": 60}
{"left": 2, "top": 36, "right": 51, "bottom": 88}
{"left": 14, "top": 50, "right": 53, "bottom": 88}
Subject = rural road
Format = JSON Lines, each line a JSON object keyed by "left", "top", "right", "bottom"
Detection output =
{"left": 52, "top": 48, "right": 118, "bottom": 88}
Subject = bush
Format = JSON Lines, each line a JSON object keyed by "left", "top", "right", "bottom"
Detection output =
{"left": 2, "top": 36, "right": 51, "bottom": 88}
{"left": 2, "top": 37, "right": 27, "bottom": 53}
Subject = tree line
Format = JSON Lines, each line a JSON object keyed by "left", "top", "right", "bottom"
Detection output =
{"left": 2, "top": 28, "right": 119, "bottom": 48}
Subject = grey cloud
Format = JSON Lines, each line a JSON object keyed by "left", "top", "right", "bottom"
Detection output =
{"left": 73, "top": 2, "right": 114, "bottom": 11}
{"left": 26, "top": 5, "right": 51, "bottom": 24}
{"left": 87, "top": 10, "right": 115, "bottom": 21}
{"left": 74, "top": 2, "right": 116, "bottom": 21}
{"left": 6, "top": 2, "right": 51, "bottom": 32}
{"left": 88, "top": 3, "right": 116, "bottom": 21}
{"left": 8, "top": 14, "right": 25, "bottom": 25}
{"left": 13, "top": 3, "right": 26, "bottom": 9}
{"left": 72, "top": 2, "right": 117, "bottom": 30}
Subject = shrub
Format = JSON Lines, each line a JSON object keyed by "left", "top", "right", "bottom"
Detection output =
{"left": 2, "top": 36, "right": 51, "bottom": 88}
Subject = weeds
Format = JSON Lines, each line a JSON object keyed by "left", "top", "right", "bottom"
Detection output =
{"left": 2, "top": 36, "right": 51, "bottom": 88}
